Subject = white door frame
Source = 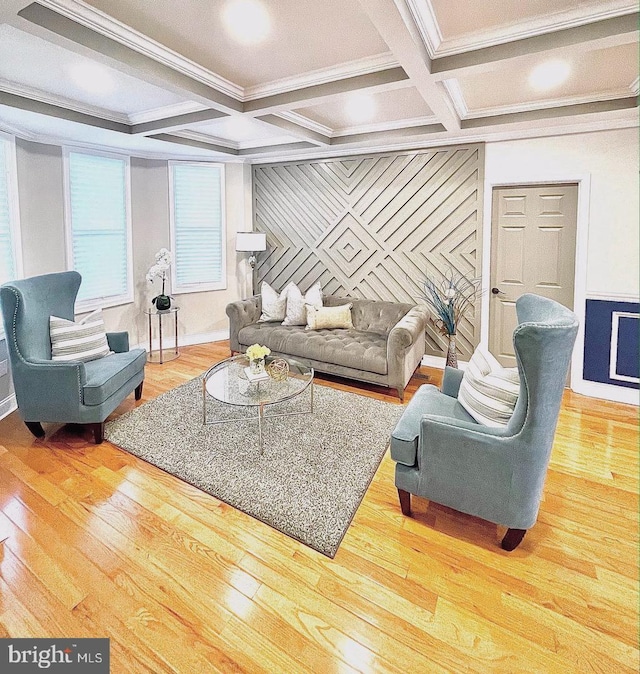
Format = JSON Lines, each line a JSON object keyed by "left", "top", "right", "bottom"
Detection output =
{"left": 481, "top": 172, "right": 591, "bottom": 394}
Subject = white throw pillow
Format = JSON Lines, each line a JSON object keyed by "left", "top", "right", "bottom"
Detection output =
{"left": 50, "top": 308, "right": 112, "bottom": 362}
{"left": 258, "top": 281, "right": 288, "bottom": 322}
{"left": 458, "top": 346, "right": 520, "bottom": 427}
{"left": 306, "top": 303, "right": 353, "bottom": 330}
{"left": 282, "top": 281, "right": 323, "bottom": 326}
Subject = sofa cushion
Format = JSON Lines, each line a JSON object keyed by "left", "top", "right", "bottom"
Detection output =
{"left": 258, "top": 281, "right": 289, "bottom": 322}
{"left": 238, "top": 324, "right": 388, "bottom": 375}
{"left": 83, "top": 348, "right": 147, "bottom": 406}
{"left": 282, "top": 281, "right": 323, "bottom": 326}
{"left": 306, "top": 303, "right": 353, "bottom": 330}
{"left": 390, "top": 384, "right": 476, "bottom": 466}
{"left": 50, "top": 309, "right": 112, "bottom": 362}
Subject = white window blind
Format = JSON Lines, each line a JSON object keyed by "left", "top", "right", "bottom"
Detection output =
{"left": 66, "top": 151, "right": 131, "bottom": 307}
{"left": 0, "top": 136, "right": 18, "bottom": 287}
{"left": 170, "top": 162, "right": 226, "bottom": 293}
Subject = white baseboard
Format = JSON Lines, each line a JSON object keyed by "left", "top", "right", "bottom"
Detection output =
{"left": 573, "top": 379, "right": 639, "bottom": 406}
{"left": 0, "top": 393, "right": 17, "bottom": 421}
{"left": 135, "top": 329, "right": 230, "bottom": 353}
{"left": 421, "top": 355, "right": 469, "bottom": 370}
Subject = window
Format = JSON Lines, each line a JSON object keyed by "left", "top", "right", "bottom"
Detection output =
{"left": 64, "top": 149, "right": 132, "bottom": 310}
{"left": 0, "top": 132, "right": 22, "bottom": 290}
{"left": 169, "top": 162, "right": 226, "bottom": 293}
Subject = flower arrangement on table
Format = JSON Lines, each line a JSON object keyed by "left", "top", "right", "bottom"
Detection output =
{"left": 146, "top": 248, "right": 173, "bottom": 310}
{"left": 419, "top": 266, "right": 481, "bottom": 368}
{"left": 246, "top": 343, "right": 271, "bottom": 374}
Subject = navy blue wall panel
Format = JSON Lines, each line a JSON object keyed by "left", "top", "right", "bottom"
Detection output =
{"left": 583, "top": 299, "right": 639, "bottom": 389}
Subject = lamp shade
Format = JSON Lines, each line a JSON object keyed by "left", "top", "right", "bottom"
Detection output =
{"left": 236, "top": 231, "right": 266, "bottom": 252}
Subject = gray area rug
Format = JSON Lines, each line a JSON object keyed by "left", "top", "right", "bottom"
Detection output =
{"left": 105, "top": 377, "right": 403, "bottom": 557}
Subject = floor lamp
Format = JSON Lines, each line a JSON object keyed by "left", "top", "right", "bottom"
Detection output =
{"left": 235, "top": 231, "right": 267, "bottom": 295}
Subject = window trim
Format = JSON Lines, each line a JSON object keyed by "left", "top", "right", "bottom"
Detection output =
{"left": 62, "top": 146, "right": 134, "bottom": 312}
{"left": 168, "top": 160, "right": 227, "bottom": 295}
{"left": 0, "top": 131, "right": 23, "bottom": 339}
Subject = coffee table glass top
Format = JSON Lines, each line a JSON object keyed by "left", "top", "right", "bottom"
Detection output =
{"left": 204, "top": 354, "right": 313, "bottom": 407}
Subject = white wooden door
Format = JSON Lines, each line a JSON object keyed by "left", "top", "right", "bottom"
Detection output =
{"left": 490, "top": 184, "right": 578, "bottom": 367}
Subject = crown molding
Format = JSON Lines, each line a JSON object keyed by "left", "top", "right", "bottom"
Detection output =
{"left": 404, "top": 0, "right": 441, "bottom": 58}
{"left": 441, "top": 79, "right": 468, "bottom": 118}
{"left": 243, "top": 53, "right": 400, "bottom": 101}
{"left": 0, "top": 78, "right": 130, "bottom": 124}
{"left": 331, "top": 115, "right": 440, "bottom": 137}
{"left": 409, "top": 0, "right": 638, "bottom": 58}
{"left": 630, "top": 77, "right": 640, "bottom": 95}
{"left": 275, "top": 111, "right": 333, "bottom": 137}
{"left": 37, "top": 0, "right": 244, "bottom": 99}
{"left": 462, "top": 90, "right": 638, "bottom": 119}
{"left": 171, "top": 130, "right": 239, "bottom": 151}
{"left": 127, "top": 101, "right": 209, "bottom": 125}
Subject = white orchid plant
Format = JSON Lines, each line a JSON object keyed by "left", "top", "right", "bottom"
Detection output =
{"left": 146, "top": 248, "right": 172, "bottom": 307}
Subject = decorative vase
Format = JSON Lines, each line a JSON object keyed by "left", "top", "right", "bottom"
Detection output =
{"left": 250, "top": 357, "right": 265, "bottom": 375}
{"left": 446, "top": 333, "right": 458, "bottom": 368}
{"left": 153, "top": 294, "right": 171, "bottom": 311}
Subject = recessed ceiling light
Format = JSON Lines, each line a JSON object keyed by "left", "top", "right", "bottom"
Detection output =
{"left": 346, "top": 93, "right": 376, "bottom": 124}
{"left": 222, "top": 0, "right": 271, "bottom": 45}
{"left": 528, "top": 59, "right": 571, "bottom": 91}
{"left": 68, "top": 62, "right": 115, "bottom": 95}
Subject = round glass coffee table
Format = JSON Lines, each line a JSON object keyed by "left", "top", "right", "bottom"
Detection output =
{"left": 202, "top": 354, "right": 314, "bottom": 453}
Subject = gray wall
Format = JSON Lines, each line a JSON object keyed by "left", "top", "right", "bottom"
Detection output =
{"left": 253, "top": 144, "right": 485, "bottom": 359}
{"left": 0, "top": 140, "right": 251, "bottom": 419}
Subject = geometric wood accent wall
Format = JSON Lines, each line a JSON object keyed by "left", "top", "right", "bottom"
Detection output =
{"left": 253, "top": 144, "right": 485, "bottom": 360}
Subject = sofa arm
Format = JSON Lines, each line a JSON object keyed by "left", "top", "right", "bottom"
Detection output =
{"left": 387, "top": 306, "right": 429, "bottom": 399}
{"left": 226, "top": 296, "right": 261, "bottom": 353}
{"left": 441, "top": 366, "right": 464, "bottom": 398}
{"left": 106, "top": 331, "right": 129, "bottom": 353}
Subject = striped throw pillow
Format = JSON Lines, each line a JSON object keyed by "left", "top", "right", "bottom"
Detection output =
{"left": 50, "top": 309, "right": 112, "bottom": 362}
{"left": 458, "top": 346, "right": 520, "bottom": 427}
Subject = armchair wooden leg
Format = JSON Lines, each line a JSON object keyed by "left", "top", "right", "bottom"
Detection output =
{"left": 501, "top": 528, "right": 526, "bottom": 551}
{"left": 135, "top": 382, "right": 143, "bottom": 400}
{"left": 89, "top": 422, "right": 104, "bottom": 444}
{"left": 398, "top": 488, "right": 412, "bottom": 516}
{"left": 25, "top": 421, "right": 45, "bottom": 438}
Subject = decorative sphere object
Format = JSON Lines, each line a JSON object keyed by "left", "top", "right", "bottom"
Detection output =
{"left": 267, "top": 358, "right": 289, "bottom": 381}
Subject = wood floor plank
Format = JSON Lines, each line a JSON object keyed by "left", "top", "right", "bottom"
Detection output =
{"left": 0, "top": 341, "right": 637, "bottom": 673}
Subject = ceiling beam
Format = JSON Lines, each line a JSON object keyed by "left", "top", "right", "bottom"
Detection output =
{"left": 330, "top": 122, "right": 445, "bottom": 146}
{"left": 254, "top": 114, "right": 330, "bottom": 146}
{"left": 130, "top": 110, "right": 228, "bottom": 136}
{"left": 461, "top": 97, "right": 638, "bottom": 129}
{"left": 357, "top": 0, "right": 461, "bottom": 131}
{"left": 243, "top": 68, "right": 409, "bottom": 116}
{"left": 431, "top": 13, "right": 639, "bottom": 80}
{"left": 239, "top": 142, "right": 320, "bottom": 156}
{"left": 16, "top": 1, "right": 243, "bottom": 113}
{"left": 148, "top": 133, "right": 239, "bottom": 155}
{"left": 0, "top": 90, "right": 129, "bottom": 132}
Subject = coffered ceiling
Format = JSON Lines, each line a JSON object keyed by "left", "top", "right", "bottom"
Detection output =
{"left": 0, "top": 0, "right": 637, "bottom": 161}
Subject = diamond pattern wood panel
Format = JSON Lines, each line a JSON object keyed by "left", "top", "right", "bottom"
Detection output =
{"left": 252, "top": 145, "right": 484, "bottom": 359}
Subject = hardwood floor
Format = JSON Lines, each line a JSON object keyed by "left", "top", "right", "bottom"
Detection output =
{"left": 0, "top": 341, "right": 637, "bottom": 673}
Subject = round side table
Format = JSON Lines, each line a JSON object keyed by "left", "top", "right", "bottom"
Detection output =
{"left": 145, "top": 306, "right": 180, "bottom": 364}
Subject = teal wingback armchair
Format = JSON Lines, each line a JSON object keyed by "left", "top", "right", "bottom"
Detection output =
{"left": 1, "top": 271, "right": 146, "bottom": 444}
{"left": 390, "top": 294, "right": 578, "bottom": 550}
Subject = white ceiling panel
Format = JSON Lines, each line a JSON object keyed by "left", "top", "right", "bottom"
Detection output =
{"left": 0, "top": 24, "right": 186, "bottom": 117}
{"left": 82, "top": 0, "right": 390, "bottom": 88}
{"left": 294, "top": 87, "right": 434, "bottom": 133}
{"left": 454, "top": 42, "right": 639, "bottom": 114}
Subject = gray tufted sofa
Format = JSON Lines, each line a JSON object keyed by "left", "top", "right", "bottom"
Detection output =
{"left": 226, "top": 295, "right": 428, "bottom": 400}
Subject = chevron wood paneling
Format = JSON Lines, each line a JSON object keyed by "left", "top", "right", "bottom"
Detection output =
{"left": 252, "top": 145, "right": 485, "bottom": 359}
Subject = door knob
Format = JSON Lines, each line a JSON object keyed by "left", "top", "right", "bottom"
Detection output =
{"left": 491, "top": 287, "right": 506, "bottom": 296}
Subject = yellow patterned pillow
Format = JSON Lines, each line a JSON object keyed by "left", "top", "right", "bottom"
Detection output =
{"left": 306, "top": 303, "right": 353, "bottom": 330}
